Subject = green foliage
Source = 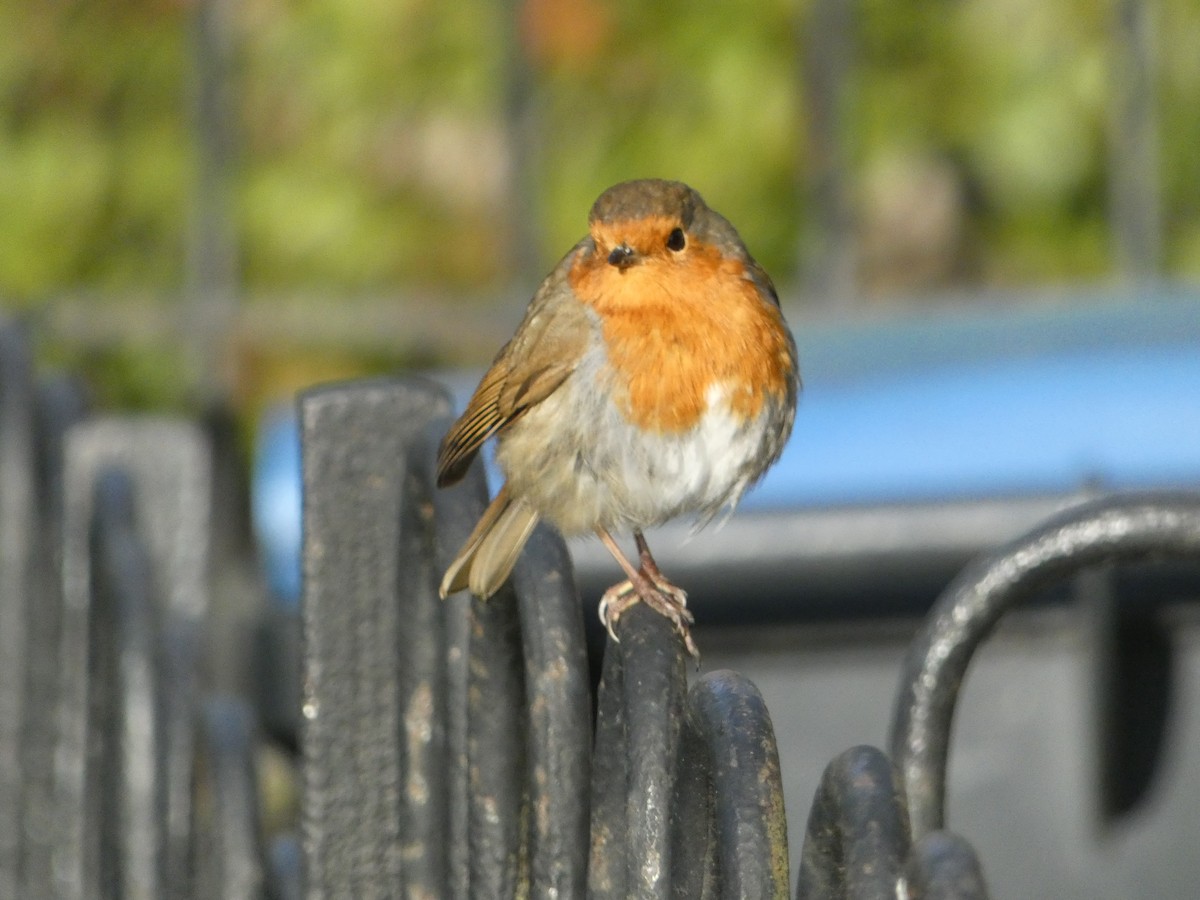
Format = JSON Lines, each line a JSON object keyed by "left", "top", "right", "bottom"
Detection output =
{"left": 2, "top": 0, "right": 1199, "bottom": 303}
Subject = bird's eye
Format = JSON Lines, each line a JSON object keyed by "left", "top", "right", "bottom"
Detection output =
{"left": 666, "top": 228, "right": 686, "bottom": 251}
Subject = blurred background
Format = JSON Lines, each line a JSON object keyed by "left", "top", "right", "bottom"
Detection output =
{"left": 4, "top": 0, "right": 1199, "bottom": 419}
{"left": 5, "top": 0, "right": 1200, "bottom": 896}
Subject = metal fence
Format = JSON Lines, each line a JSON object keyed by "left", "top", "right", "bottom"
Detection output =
{"left": 3, "top": 322, "right": 1199, "bottom": 898}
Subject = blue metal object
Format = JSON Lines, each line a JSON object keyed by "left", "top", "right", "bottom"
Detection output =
{"left": 251, "top": 410, "right": 303, "bottom": 607}
{"left": 250, "top": 293, "right": 1200, "bottom": 606}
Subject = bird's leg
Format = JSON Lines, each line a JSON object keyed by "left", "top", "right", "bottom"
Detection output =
{"left": 595, "top": 528, "right": 698, "bottom": 659}
{"left": 633, "top": 530, "right": 688, "bottom": 610}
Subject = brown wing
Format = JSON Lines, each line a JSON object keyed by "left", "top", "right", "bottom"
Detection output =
{"left": 436, "top": 242, "right": 594, "bottom": 487}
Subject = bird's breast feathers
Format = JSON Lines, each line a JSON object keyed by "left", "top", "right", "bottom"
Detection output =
{"left": 567, "top": 241, "right": 795, "bottom": 436}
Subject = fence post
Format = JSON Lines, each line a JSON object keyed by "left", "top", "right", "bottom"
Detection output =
{"left": 298, "top": 377, "right": 453, "bottom": 899}
{"left": 55, "top": 419, "right": 211, "bottom": 900}
{"left": 511, "top": 524, "right": 592, "bottom": 899}
{"left": 20, "top": 375, "right": 89, "bottom": 898}
{"left": 685, "top": 670, "right": 790, "bottom": 898}
{"left": 0, "top": 324, "right": 35, "bottom": 898}
{"left": 193, "top": 697, "right": 268, "bottom": 900}
{"left": 589, "top": 603, "right": 689, "bottom": 898}
{"left": 795, "top": 745, "right": 909, "bottom": 900}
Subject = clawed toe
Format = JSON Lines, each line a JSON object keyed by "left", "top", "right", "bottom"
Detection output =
{"left": 598, "top": 576, "right": 699, "bottom": 660}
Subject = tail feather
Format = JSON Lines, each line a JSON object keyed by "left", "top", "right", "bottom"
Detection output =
{"left": 440, "top": 485, "right": 540, "bottom": 599}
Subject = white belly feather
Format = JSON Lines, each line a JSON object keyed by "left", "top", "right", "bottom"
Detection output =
{"left": 495, "top": 346, "right": 777, "bottom": 536}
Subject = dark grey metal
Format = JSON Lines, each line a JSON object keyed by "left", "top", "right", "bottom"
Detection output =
{"left": 890, "top": 492, "right": 1200, "bottom": 840}
{"left": 91, "top": 468, "right": 164, "bottom": 900}
{"left": 253, "top": 604, "right": 302, "bottom": 751}
{"left": 801, "top": 0, "right": 857, "bottom": 308}
{"left": 1082, "top": 565, "right": 1174, "bottom": 822}
{"left": 186, "top": 0, "right": 239, "bottom": 400}
{"left": 298, "top": 377, "right": 452, "bottom": 898}
{"left": 904, "top": 832, "right": 990, "bottom": 900}
{"left": 268, "top": 835, "right": 304, "bottom": 900}
{"left": 795, "top": 745, "right": 909, "bottom": 900}
{"left": 1108, "top": 0, "right": 1161, "bottom": 278}
{"left": 56, "top": 419, "right": 211, "bottom": 900}
{"left": 464, "top": 576, "right": 526, "bottom": 900}
{"left": 686, "top": 670, "right": 790, "bottom": 899}
{"left": 427, "top": 433, "right": 490, "bottom": 900}
{"left": 20, "top": 375, "right": 88, "bottom": 899}
{"left": 194, "top": 698, "right": 268, "bottom": 900}
{"left": 393, "top": 413, "right": 452, "bottom": 898}
{"left": 268, "top": 835, "right": 303, "bottom": 900}
{"left": 670, "top": 700, "right": 720, "bottom": 900}
{"left": 589, "top": 603, "right": 688, "bottom": 898}
{"left": 0, "top": 323, "right": 35, "bottom": 898}
{"left": 511, "top": 524, "right": 592, "bottom": 900}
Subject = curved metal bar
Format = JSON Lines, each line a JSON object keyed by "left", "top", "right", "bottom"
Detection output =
{"left": 426, "top": 423, "right": 490, "bottom": 900}
{"left": 511, "top": 524, "right": 592, "bottom": 900}
{"left": 589, "top": 602, "right": 687, "bottom": 898}
{"left": 903, "top": 831, "right": 990, "bottom": 900}
{"left": 795, "top": 745, "right": 909, "bottom": 900}
{"left": 686, "top": 670, "right": 790, "bottom": 900}
{"left": 889, "top": 492, "right": 1200, "bottom": 840}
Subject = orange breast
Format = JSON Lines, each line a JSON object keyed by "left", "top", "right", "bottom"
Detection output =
{"left": 568, "top": 244, "right": 794, "bottom": 433}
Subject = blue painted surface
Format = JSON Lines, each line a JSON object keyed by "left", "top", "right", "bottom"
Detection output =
{"left": 252, "top": 409, "right": 303, "bottom": 606}
{"left": 747, "top": 344, "right": 1200, "bottom": 509}
{"left": 252, "top": 293, "right": 1200, "bottom": 605}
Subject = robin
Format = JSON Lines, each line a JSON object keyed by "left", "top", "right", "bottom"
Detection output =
{"left": 436, "top": 179, "right": 799, "bottom": 657}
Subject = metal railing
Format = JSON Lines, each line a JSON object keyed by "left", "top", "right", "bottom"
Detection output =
{"left": 3, "top": 324, "right": 1199, "bottom": 897}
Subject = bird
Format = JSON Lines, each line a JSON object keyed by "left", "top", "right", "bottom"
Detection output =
{"left": 435, "top": 178, "right": 799, "bottom": 658}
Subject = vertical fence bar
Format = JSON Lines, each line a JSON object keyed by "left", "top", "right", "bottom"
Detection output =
{"left": 464, "top": 581, "right": 527, "bottom": 898}
{"left": 589, "top": 603, "right": 688, "bottom": 898}
{"left": 1108, "top": 0, "right": 1161, "bottom": 279}
{"left": 0, "top": 324, "right": 34, "bottom": 899}
{"left": 427, "top": 434, "right": 490, "bottom": 900}
{"left": 800, "top": 0, "right": 858, "bottom": 309}
{"left": 91, "top": 469, "right": 163, "bottom": 900}
{"left": 193, "top": 698, "right": 268, "bottom": 900}
{"left": 56, "top": 419, "right": 211, "bottom": 900}
{"left": 21, "top": 376, "right": 88, "bottom": 898}
{"left": 298, "top": 377, "right": 452, "bottom": 899}
{"left": 685, "top": 670, "right": 790, "bottom": 899}
{"left": 394, "top": 415, "right": 452, "bottom": 898}
{"left": 670, "top": 703, "right": 719, "bottom": 900}
{"left": 795, "top": 745, "right": 909, "bottom": 900}
{"left": 511, "top": 524, "right": 592, "bottom": 899}
{"left": 903, "top": 832, "right": 990, "bottom": 900}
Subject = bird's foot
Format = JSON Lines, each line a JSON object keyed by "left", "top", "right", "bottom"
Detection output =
{"left": 598, "top": 575, "right": 699, "bottom": 660}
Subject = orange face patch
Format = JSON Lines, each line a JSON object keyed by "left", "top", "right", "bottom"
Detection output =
{"left": 569, "top": 234, "right": 794, "bottom": 434}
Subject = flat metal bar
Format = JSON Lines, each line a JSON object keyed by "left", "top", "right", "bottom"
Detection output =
{"left": 464, "top": 581, "right": 527, "bottom": 899}
{"left": 0, "top": 324, "right": 35, "bottom": 898}
{"left": 193, "top": 698, "right": 267, "bottom": 900}
{"left": 511, "top": 524, "right": 591, "bottom": 900}
{"left": 298, "top": 377, "right": 451, "bottom": 899}
{"left": 394, "top": 416, "right": 453, "bottom": 898}
{"left": 427, "top": 442, "right": 490, "bottom": 900}
{"left": 92, "top": 469, "right": 163, "bottom": 900}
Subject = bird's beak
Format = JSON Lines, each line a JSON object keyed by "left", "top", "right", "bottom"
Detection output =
{"left": 606, "top": 243, "right": 636, "bottom": 269}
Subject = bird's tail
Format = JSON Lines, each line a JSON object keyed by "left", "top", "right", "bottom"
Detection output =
{"left": 439, "top": 484, "right": 540, "bottom": 599}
